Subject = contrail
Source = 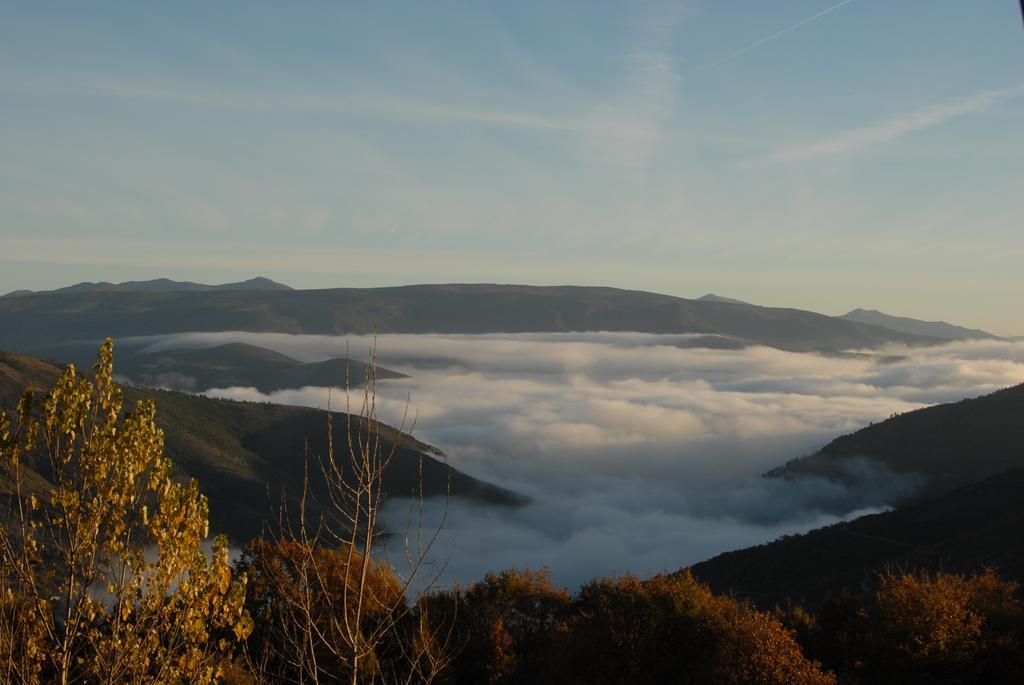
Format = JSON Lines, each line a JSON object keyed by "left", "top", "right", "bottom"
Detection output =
{"left": 691, "top": 0, "right": 855, "bottom": 74}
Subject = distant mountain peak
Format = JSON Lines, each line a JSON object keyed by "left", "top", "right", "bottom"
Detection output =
{"left": 696, "top": 293, "right": 750, "bottom": 305}
{"left": 239, "top": 276, "right": 292, "bottom": 289}
{"left": 2, "top": 276, "right": 292, "bottom": 297}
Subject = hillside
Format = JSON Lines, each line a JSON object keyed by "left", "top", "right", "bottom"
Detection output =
{"left": 690, "top": 468, "right": 1024, "bottom": 608}
{"left": 767, "top": 383, "right": 1024, "bottom": 499}
{"left": 0, "top": 350, "right": 522, "bottom": 542}
{"left": 59, "top": 341, "right": 407, "bottom": 393}
{"left": 0, "top": 283, "right": 938, "bottom": 354}
{"left": 841, "top": 308, "right": 998, "bottom": 340}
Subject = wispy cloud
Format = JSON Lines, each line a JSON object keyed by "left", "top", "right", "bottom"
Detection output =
{"left": 749, "top": 86, "right": 1023, "bottom": 165}
{"left": 584, "top": 12, "right": 684, "bottom": 169}
{"left": 690, "top": 0, "right": 855, "bottom": 75}
{"left": 0, "top": 75, "right": 654, "bottom": 142}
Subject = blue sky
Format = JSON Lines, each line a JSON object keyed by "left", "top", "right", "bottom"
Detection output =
{"left": 1, "top": 1, "right": 1022, "bottom": 333}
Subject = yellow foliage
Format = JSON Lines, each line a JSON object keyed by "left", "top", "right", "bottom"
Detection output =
{"left": 875, "top": 567, "right": 1023, "bottom": 676}
{"left": 0, "top": 339, "right": 251, "bottom": 683}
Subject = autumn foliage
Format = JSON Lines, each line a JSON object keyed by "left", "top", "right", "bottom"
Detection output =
{"left": 424, "top": 569, "right": 835, "bottom": 685}
{"left": 778, "top": 568, "right": 1024, "bottom": 684}
{"left": 236, "top": 538, "right": 404, "bottom": 682}
{"left": 0, "top": 340, "right": 250, "bottom": 684}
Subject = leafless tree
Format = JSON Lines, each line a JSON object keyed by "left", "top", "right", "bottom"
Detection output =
{"left": 241, "top": 338, "right": 456, "bottom": 684}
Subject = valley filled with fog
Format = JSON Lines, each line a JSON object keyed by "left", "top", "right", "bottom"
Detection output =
{"left": 126, "top": 331, "right": 1024, "bottom": 586}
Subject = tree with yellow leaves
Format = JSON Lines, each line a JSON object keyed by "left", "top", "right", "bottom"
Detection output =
{"left": 0, "top": 340, "right": 251, "bottom": 684}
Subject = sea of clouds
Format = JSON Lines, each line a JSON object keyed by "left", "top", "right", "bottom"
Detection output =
{"left": 126, "top": 332, "right": 1024, "bottom": 587}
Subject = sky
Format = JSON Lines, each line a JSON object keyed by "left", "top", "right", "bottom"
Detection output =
{"left": 1, "top": 1, "right": 1022, "bottom": 333}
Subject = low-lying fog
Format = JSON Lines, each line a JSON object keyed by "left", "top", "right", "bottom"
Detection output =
{"left": 130, "top": 332, "right": 1024, "bottom": 587}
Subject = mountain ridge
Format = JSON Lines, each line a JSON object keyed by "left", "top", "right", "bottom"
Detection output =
{"left": 840, "top": 307, "right": 998, "bottom": 341}
{"left": 0, "top": 282, "right": 942, "bottom": 354}
{"left": 3, "top": 276, "right": 292, "bottom": 298}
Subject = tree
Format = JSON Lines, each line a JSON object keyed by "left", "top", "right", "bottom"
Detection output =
{"left": 0, "top": 340, "right": 251, "bottom": 684}
{"left": 236, "top": 538, "right": 404, "bottom": 681}
{"left": 565, "top": 572, "right": 836, "bottom": 685}
{"left": 428, "top": 568, "right": 570, "bottom": 684}
{"left": 870, "top": 568, "right": 1024, "bottom": 683}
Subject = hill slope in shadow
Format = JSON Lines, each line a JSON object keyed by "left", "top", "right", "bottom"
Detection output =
{"left": 0, "top": 350, "right": 522, "bottom": 543}
{"left": 767, "top": 382, "right": 1024, "bottom": 500}
{"left": 690, "top": 468, "right": 1024, "bottom": 608}
{"left": 111, "top": 342, "right": 406, "bottom": 393}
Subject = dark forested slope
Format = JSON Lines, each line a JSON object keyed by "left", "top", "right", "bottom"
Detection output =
{"left": 697, "top": 383, "right": 1024, "bottom": 608}
{"left": 768, "top": 383, "right": 1024, "bottom": 499}
{"left": 690, "top": 468, "right": 1024, "bottom": 608}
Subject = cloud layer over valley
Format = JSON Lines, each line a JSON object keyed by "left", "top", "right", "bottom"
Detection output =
{"left": 127, "top": 332, "right": 1024, "bottom": 586}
